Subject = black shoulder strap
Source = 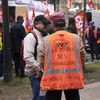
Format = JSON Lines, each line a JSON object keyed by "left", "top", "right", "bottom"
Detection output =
{"left": 32, "top": 31, "right": 38, "bottom": 44}
{"left": 32, "top": 31, "right": 38, "bottom": 60}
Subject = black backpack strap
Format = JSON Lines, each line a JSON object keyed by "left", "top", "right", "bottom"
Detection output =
{"left": 32, "top": 31, "right": 38, "bottom": 60}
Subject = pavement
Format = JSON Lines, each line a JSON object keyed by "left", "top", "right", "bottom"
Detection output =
{"left": 61, "top": 53, "right": 100, "bottom": 100}
{"left": 61, "top": 81, "right": 100, "bottom": 100}
{"left": 80, "top": 81, "right": 100, "bottom": 100}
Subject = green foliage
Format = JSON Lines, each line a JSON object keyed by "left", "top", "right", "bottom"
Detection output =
{"left": 84, "top": 63, "right": 100, "bottom": 84}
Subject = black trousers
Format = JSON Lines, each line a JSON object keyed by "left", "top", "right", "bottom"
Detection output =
{"left": 13, "top": 53, "right": 24, "bottom": 77}
{"left": 88, "top": 41, "right": 99, "bottom": 60}
{"left": 45, "top": 89, "right": 80, "bottom": 100}
{"left": 0, "top": 63, "right": 3, "bottom": 77}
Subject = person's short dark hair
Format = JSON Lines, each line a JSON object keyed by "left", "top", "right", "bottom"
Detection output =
{"left": 17, "top": 16, "right": 23, "bottom": 21}
{"left": 50, "top": 12, "right": 66, "bottom": 28}
{"left": 34, "top": 15, "right": 51, "bottom": 26}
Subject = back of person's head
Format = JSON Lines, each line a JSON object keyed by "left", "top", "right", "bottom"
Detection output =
{"left": 17, "top": 16, "right": 24, "bottom": 24}
{"left": 33, "top": 15, "right": 51, "bottom": 36}
{"left": 34, "top": 15, "right": 51, "bottom": 26}
{"left": 50, "top": 12, "right": 66, "bottom": 28}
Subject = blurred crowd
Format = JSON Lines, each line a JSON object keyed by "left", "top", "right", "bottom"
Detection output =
{"left": 0, "top": 14, "right": 100, "bottom": 81}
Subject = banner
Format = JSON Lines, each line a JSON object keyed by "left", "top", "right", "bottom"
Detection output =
{"left": 16, "top": 0, "right": 48, "bottom": 13}
{"left": 28, "top": 1, "right": 48, "bottom": 13}
{"left": 66, "top": 0, "right": 72, "bottom": 10}
{"left": 87, "top": 0, "right": 93, "bottom": 10}
{"left": 74, "top": 11, "right": 88, "bottom": 36}
{"left": 15, "top": 0, "right": 31, "bottom": 4}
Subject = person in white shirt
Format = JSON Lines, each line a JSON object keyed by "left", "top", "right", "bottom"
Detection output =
{"left": 24, "top": 15, "right": 51, "bottom": 100}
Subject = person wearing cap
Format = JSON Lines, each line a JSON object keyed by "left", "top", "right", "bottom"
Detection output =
{"left": 86, "top": 21, "right": 100, "bottom": 62}
{"left": 37, "top": 12, "right": 86, "bottom": 100}
{"left": 24, "top": 15, "right": 51, "bottom": 100}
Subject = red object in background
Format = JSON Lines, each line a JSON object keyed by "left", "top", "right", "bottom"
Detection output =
{"left": 44, "top": 9, "right": 50, "bottom": 18}
{"left": 32, "top": 8, "right": 35, "bottom": 20}
{"left": 74, "top": 11, "right": 88, "bottom": 36}
{"left": 97, "top": 6, "right": 100, "bottom": 11}
{"left": 42, "top": 0, "right": 48, "bottom": 6}
{"left": 25, "top": 11, "right": 31, "bottom": 33}
{"left": 87, "top": 0, "right": 93, "bottom": 10}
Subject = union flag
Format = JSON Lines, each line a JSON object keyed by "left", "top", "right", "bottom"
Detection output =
{"left": 25, "top": 11, "right": 32, "bottom": 33}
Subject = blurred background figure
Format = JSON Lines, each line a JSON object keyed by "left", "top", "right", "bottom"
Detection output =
{"left": 86, "top": 22, "right": 99, "bottom": 62}
{"left": 10, "top": 15, "right": 26, "bottom": 78}
{"left": 0, "top": 22, "right": 3, "bottom": 80}
{"left": 97, "top": 28, "right": 100, "bottom": 56}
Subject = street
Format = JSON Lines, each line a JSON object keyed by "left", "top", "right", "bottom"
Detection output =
{"left": 61, "top": 81, "right": 100, "bottom": 100}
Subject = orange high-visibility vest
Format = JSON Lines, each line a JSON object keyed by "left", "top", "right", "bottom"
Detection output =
{"left": 40, "top": 31, "right": 84, "bottom": 90}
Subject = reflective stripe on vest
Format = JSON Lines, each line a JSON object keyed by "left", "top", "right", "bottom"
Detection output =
{"left": 44, "top": 34, "right": 82, "bottom": 75}
{"left": 44, "top": 37, "right": 52, "bottom": 70}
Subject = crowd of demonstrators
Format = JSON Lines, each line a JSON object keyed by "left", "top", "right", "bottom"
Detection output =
{"left": 0, "top": 22, "right": 3, "bottom": 80}
{"left": 23, "top": 15, "right": 51, "bottom": 100}
{"left": 86, "top": 22, "right": 100, "bottom": 62}
{"left": 10, "top": 15, "right": 26, "bottom": 78}
{"left": 37, "top": 12, "right": 85, "bottom": 100}
{"left": 0, "top": 12, "right": 85, "bottom": 100}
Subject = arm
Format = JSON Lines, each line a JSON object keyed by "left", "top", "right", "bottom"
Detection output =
{"left": 24, "top": 33, "right": 40, "bottom": 76}
{"left": 35, "top": 41, "right": 44, "bottom": 78}
{"left": 37, "top": 41, "right": 44, "bottom": 69}
{"left": 80, "top": 37, "right": 86, "bottom": 68}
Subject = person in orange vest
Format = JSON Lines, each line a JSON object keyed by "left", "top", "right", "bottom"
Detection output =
{"left": 37, "top": 12, "right": 86, "bottom": 100}
{"left": 86, "top": 22, "right": 99, "bottom": 62}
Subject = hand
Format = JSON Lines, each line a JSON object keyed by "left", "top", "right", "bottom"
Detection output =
{"left": 36, "top": 70, "right": 43, "bottom": 79}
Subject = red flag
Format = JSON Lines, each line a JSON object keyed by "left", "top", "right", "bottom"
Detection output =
{"left": 74, "top": 11, "right": 88, "bottom": 36}
{"left": 44, "top": 9, "right": 49, "bottom": 18}
{"left": 97, "top": 6, "right": 100, "bottom": 11}
{"left": 66, "top": 0, "right": 72, "bottom": 10}
{"left": 87, "top": 0, "right": 93, "bottom": 10}
{"left": 32, "top": 9, "right": 35, "bottom": 20}
{"left": 25, "top": 11, "right": 31, "bottom": 33}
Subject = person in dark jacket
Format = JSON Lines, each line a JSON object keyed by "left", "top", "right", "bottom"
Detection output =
{"left": 0, "top": 22, "right": 3, "bottom": 79}
{"left": 97, "top": 28, "right": 100, "bottom": 56}
{"left": 86, "top": 22, "right": 99, "bottom": 62}
{"left": 10, "top": 15, "right": 26, "bottom": 78}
